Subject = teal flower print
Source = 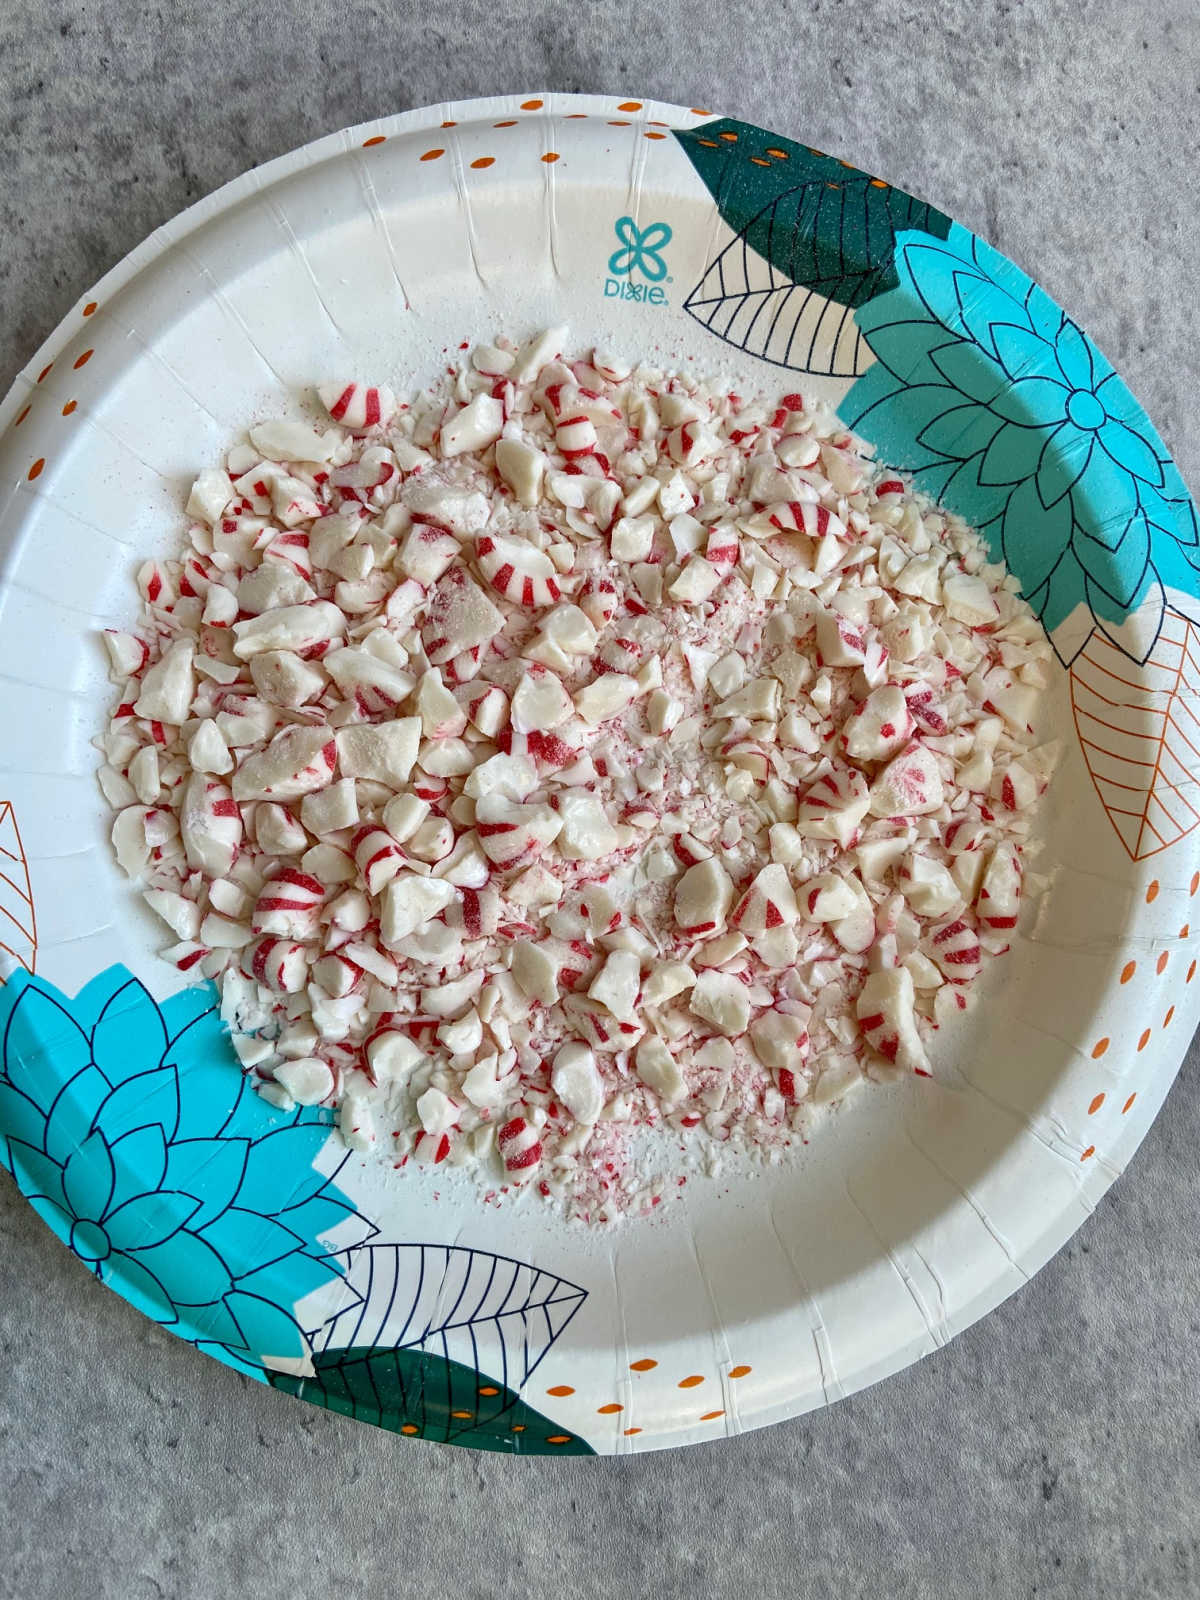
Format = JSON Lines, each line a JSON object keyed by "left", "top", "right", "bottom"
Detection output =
{"left": 844, "top": 222, "right": 1199, "bottom": 664}
{"left": 608, "top": 217, "right": 673, "bottom": 282}
{"left": 0, "top": 966, "right": 593, "bottom": 1450}
{"left": 0, "top": 967, "right": 364, "bottom": 1375}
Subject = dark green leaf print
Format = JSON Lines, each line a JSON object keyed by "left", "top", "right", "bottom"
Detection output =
{"left": 270, "top": 1345, "right": 595, "bottom": 1454}
{"left": 675, "top": 119, "right": 951, "bottom": 372}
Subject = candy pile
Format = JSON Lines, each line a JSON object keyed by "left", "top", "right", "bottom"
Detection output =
{"left": 98, "top": 329, "right": 1056, "bottom": 1221}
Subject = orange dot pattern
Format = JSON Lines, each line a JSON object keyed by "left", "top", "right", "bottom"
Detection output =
{"left": 469, "top": 157, "right": 495, "bottom": 169}
{"left": 362, "top": 135, "right": 386, "bottom": 147}
{"left": 1120, "top": 961, "right": 1136, "bottom": 983}
{"left": 1147, "top": 880, "right": 1160, "bottom": 903}
{"left": 546, "top": 1384, "right": 574, "bottom": 1397}
{"left": 73, "top": 349, "right": 93, "bottom": 370}
{"left": 585, "top": 1359, "right": 757, "bottom": 1432}
{"left": 1088, "top": 1093, "right": 1105, "bottom": 1115}
{"left": 1091, "top": 1037, "right": 1109, "bottom": 1059}
{"left": 15, "top": 404, "right": 30, "bottom": 426}
{"left": 618, "top": 100, "right": 643, "bottom": 111}
{"left": 1157, "top": 952, "right": 1169, "bottom": 975}
{"left": 420, "top": 148, "right": 444, "bottom": 162}
{"left": 37, "top": 364, "right": 52, "bottom": 384}
{"left": 1080, "top": 1145, "right": 1095, "bottom": 1162}
{"left": 27, "top": 458, "right": 44, "bottom": 481}
{"left": 1164, "top": 1005, "right": 1175, "bottom": 1027}
{"left": 1192, "top": 872, "right": 1199, "bottom": 895}
{"left": 541, "top": 152, "right": 560, "bottom": 163}
{"left": 62, "top": 400, "right": 77, "bottom": 416}
{"left": 1138, "top": 1029, "right": 1152, "bottom": 1051}
{"left": 1123, "top": 1093, "right": 1137, "bottom": 1113}
{"left": 83, "top": 301, "right": 97, "bottom": 316}
{"left": 521, "top": 98, "right": 544, "bottom": 109}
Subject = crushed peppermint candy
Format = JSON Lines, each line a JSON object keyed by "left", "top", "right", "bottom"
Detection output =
{"left": 98, "top": 328, "right": 1057, "bottom": 1223}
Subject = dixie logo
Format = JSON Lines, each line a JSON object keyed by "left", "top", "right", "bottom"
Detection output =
{"left": 604, "top": 215, "right": 673, "bottom": 304}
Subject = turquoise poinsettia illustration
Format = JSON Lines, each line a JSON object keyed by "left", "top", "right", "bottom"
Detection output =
{"left": 0, "top": 967, "right": 363, "bottom": 1377}
{"left": 844, "top": 222, "right": 1200, "bottom": 663}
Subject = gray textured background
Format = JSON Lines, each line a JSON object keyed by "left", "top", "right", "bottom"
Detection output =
{"left": 2, "top": 2, "right": 1200, "bottom": 1596}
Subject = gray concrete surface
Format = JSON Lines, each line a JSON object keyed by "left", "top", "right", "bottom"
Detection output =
{"left": 2, "top": 2, "right": 1200, "bottom": 1596}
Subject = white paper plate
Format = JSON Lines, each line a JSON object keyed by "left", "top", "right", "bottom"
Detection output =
{"left": 1, "top": 92, "right": 1196, "bottom": 1455}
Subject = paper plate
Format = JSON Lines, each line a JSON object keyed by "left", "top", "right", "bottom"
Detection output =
{"left": 2, "top": 93, "right": 1197, "bottom": 1455}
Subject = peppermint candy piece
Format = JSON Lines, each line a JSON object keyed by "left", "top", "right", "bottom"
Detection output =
{"left": 475, "top": 531, "right": 564, "bottom": 607}
{"left": 180, "top": 776, "right": 242, "bottom": 877}
{"left": 242, "top": 935, "right": 309, "bottom": 995}
{"left": 351, "top": 824, "right": 409, "bottom": 896}
{"left": 674, "top": 857, "right": 734, "bottom": 935}
{"left": 842, "top": 685, "right": 911, "bottom": 762}
{"left": 317, "top": 380, "right": 397, "bottom": 431}
{"left": 856, "top": 966, "right": 930, "bottom": 1075}
{"left": 976, "top": 842, "right": 1023, "bottom": 930}
{"left": 870, "top": 743, "right": 945, "bottom": 818}
{"left": 252, "top": 868, "right": 325, "bottom": 939}
{"left": 497, "top": 1116, "right": 542, "bottom": 1174}
{"left": 731, "top": 864, "right": 799, "bottom": 934}
{"left": 794, "top": 767, "right": 871, "bottom": 847}
{"left": 926, "top": 917, "right": 983, "bottom": 984}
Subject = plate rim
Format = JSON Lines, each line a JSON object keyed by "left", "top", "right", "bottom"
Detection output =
{"left": 0, "top": 90, "right": 1193, "bottom": 1453}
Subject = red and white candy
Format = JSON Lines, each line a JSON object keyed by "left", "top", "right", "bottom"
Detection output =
{"left": 317, "top": 381, "right": 397, "bottom": 431}
{"left": 252, "top": 869, "right": 325, "bottom": 938}
{"left": 474, "top": 795, "right": 562, "bottom": 866}
{"left": 475, "top": 532, "right": 563, "bottom": 607}
{"left": 242, "top": 935, "right": 309, "bottom": 994}
{"left": 674, "top": 858, "right": 734, "bottom": 935}
{"left": 870, "top": 743, "right": 945, "bottom": 818}
{"left": 976, "top": 842, "right": 1022, "bottom": 930}
{"left": 842, "top": 685, "right": 910, "bottom": 762}
{"left": 731, "top": 864, "right": 799, "bottom": 934}
{"left": 232, "top": 726, "right": 337, "bottom": 802}
{"left": 794, "top": 767, "right": 871, "bottom": 847}
{"left": 856, "top": 967, "right": 929, "bottom": 1075}
{"left": 926, "top": 917, "right": 983, "bottom": 983}
{"left": 497, "top": 1116, "right": 542, "bottom": 1174}
{"left": 180, "top": 776, "right": 242, "bottom": 877}
{"left": 749, "top": 1007, "right": 811, "bottom": 1081}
